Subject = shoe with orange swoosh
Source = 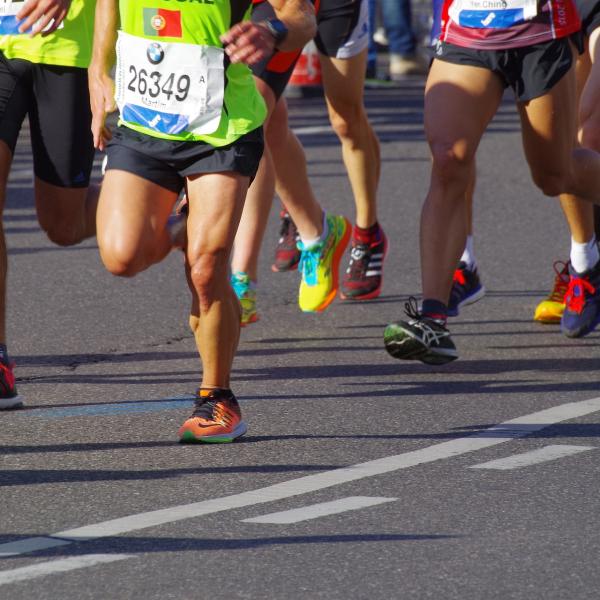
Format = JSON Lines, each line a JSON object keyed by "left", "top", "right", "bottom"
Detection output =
{"left": 178, "top": 388, "right": 247, "bottom": 443}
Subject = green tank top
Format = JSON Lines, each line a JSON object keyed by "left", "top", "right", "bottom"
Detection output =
{"left": 0, "top": 0, "right": 96, "bottom": 68}
{"left": 117, "top": 0, "right": 266, "bottom": 146}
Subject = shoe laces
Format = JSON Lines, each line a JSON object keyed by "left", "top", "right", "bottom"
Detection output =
{"left": 404, "top": 296, "right": 448, "bottom": 346}
{"left": 346, "top": 242, "right": 369, "bottom": 276}
{"left": 565, "top": 276, "right": 595, "bottom": 314}
{"left": 549, "top": 261, "right": 570, "bottom": 303}
{"left": 191, "top": 392, "right": 234, "bottom": 425}
{"left": 231, "top": 272, "right": 251, "bottom": 299}
{"left": 404, "top": 296, "right": 422, "bottom": 321}
{"left": 299, "top": 240, "right": 324, "bottom": 285}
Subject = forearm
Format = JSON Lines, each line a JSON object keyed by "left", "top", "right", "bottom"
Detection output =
{"left": 89, "top": 0, "right": 118, "bottom": 77}
{"left": 270, "top": 0, "right": 316, "bottom": 51}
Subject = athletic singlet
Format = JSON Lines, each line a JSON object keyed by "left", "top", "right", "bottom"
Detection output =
{"left": 439, "top": 0, "right": 581, "bottom": 49}
{"left": 117, "top": 0, "right": 266, "bottom": 146}
{"left": 0, "top": 0, "right": 96, "bottom": 68}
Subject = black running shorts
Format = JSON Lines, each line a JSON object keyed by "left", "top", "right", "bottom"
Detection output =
{"left": 251, "top": 0, "right": 368, "bottom": 100}
{"left": 0, "top": 52, "right": 94, "bottom": 188}
{"left": 105, "top": 125, "right": 264, "bottom": 194}
{"left": 433, "top": 37, "right": 579, "bottom": 102}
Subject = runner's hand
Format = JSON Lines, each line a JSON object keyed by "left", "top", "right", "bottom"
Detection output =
{"left": 89, "top": 72, "right": 116, "bottom": 152}
{"left": 16, "top": 0, "right": 71, "bottom": 36}
{"left": 220, "top": 22, "right": 277, "bottom": 65}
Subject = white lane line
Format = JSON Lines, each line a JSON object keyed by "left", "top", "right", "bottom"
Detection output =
{"left": 2, "top": 396, "right": 600, "bottom": 558}
{"left": 0, "top": 538, "right": 71, "bottom": 557}
{"left": 468, "top": 444, "right": 595, "bottom": 470}
{"left": 0, "top": 554, "right": 134, "bottom": 586}
{"left": 242, "top": 496, "right": 397, "bottom": 524}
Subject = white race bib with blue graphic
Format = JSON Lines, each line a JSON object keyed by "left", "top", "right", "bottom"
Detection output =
{"left": 448, "top": 0, "right": 538, "bottom": 28}
{"left": 115, "top": 31, "right": 225, "bottom": 137}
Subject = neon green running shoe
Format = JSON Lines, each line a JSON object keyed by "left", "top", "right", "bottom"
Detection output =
{"left": 231, "top": 272, "right": 258, "bottom": 327}
{"left": 298, "top": 214, "right": 351, "bottom": 313}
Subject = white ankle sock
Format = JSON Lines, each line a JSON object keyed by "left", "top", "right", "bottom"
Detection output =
{"left": 570, "top": 235, "right": 599, "bottom": 274}
{"left": 300, "top": 213, "right": 328, "bottom": 249}
{"left": 460, "top": 235, "right": 476, "bottom": 269}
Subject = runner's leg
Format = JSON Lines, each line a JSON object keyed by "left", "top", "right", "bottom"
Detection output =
{"left": 269, "top": 97, "right": 323, "bottom": 240}
{"left": 230, "top": 78, "right": 277, "bottom": 282}
{"left": 31, "top": 64, "right": 98, "bottom": 246}
{"left": 320, "top": 49, "right": 380, "bottom": 228}
{"left": 35, "top": 181, "right": 99, "bottom": 245}
{"left": 0, "top": 141, "right": 12, "bottom": 349}
{"left": 186, "top": 172, "right": 248, "bottom": 389}
{"left": 96, "top": 171, "right": 178, "bottom": 277}
{"left": 519, "top": 61, "right": 600, "bottom": 203}
{"left": 421, "top": 60, "right": 503, "bottom": 304}
{"left": 384, "top": 59, "right": 502, "bottom": 364}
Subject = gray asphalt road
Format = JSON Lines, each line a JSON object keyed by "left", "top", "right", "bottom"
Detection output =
{"left": 1, "top": 77, "right": 599, "bottom": 600}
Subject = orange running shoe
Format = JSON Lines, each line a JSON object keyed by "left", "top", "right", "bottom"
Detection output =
{"left": 533, "top": 261, "right": 570, "bottom": 324}
{"left": 178, "top": 388, "right": 247, "bottom": 443}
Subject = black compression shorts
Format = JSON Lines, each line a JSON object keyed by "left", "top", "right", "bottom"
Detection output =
{"left": 0, "top": 52, "right": 94, "bottom": 188}
{"left": 105, "top": 125, "right": 264, "bottom": 194}
{"left": 433, "top": 37, "right": 578, "bottom": 102}
{"left": 251, "top": 0, "right": 369, "bottom": 100}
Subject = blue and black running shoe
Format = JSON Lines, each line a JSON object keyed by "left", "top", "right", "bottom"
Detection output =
{"left": 560, "top": 260, "right": 600, "bottom": 338}
{"left": 447, "top": 262, "right": 485, "bottom": 317}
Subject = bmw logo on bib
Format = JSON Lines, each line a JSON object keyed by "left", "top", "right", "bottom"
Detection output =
{"left": 147, "top": 42, "right": 164, "bottom": 65}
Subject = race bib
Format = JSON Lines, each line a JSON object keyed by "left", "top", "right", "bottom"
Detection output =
{"left": 115, "top": 31, "right": 225, "bottom": 137}
{"left": 0, "top": 0, "right": 64, "bottom": 34}
{"left": 448, "top": 0, "right": 538, "bottom": 28}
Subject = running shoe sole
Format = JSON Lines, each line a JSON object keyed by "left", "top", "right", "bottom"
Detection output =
{"left": 447, "top": 285, "right": 486, "bottom": 317}
{"left": 304, "top": 217, "right": 351, "bottom": 313}
{"left": 241, "top": 314, "right": 259, "bottom": 328}
{"left": 384, "top": 322, "right": 458, "bottom": 364}
{"left": 561, "top": 312, "right": 600, "bottom": 338}
{"left": 179, "top": 420, "right": 248, "bottom": 444}
{"left": 0, "top": 394, "right": 23, "bottom": 410}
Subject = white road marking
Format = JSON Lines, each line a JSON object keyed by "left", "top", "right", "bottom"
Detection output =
{"left": 2, "top": 396, "right": 600, "bottom": 558}
{"left": 0, "top": 554, "right": 134, "bottom": 586}
{"left": 468, "top": 444, "right": 595, "bottom": 470}
{"left": 7, "top": 169, "right": 33, "bottom": 181}
{"left": 0, "top": 538, "right": 71, "bottom": 557}
{"left": 242, "top": 496, "right": 396, "bottom": 524}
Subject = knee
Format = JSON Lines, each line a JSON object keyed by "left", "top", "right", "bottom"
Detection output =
{"left": 529, "top": 168, "right": 568, "bottom": 197}
{"left": 189, "top": 250, "right": 228, "bottom": 308}
{"left": 429, "top": 140, "right": 473, "bottom": 185}
{"left": 98, "top": 241, "right": 140, "bottom": 278}
{"left": 328, "top": 104, "right": 365, "bottom": 142}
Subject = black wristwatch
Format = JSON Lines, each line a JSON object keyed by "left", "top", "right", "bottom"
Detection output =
{"left": 262, "top": 18, "right": 288, "bottom": 48}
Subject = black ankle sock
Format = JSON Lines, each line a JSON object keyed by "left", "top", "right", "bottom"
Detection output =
{"left": 421, "top": 299, "right": 448, "bottom": 322}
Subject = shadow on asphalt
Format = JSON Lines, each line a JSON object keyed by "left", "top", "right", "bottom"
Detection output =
{"left": 0, "top": 464, "right": 343, "bottom": 486}
{"left": 0, "top": 532, "right": 461, "bottom": 559}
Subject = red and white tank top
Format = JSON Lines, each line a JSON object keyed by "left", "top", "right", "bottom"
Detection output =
{"left": 440, "top": 0, "right": 581, "bottom": 49}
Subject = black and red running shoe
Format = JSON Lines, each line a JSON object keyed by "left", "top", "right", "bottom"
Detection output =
{"left": 341, "top": 227, "right": 388, "bottom": 300}
{"left": 0, "top": 362, "right": 22, "bottom": 409}
{"left": 272, "top": 211, "right": 301, "bottom": 272}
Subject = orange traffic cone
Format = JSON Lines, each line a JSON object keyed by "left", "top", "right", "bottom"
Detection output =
{"left": 285, "top": 41, "right": 323, "bottom": 98}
